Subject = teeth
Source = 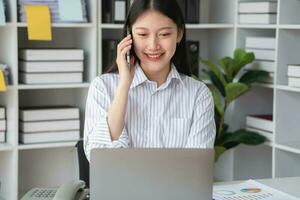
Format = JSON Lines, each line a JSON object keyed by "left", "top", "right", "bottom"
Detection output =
{"left": 147, "top": 54, "right": 161, "bottom": 58}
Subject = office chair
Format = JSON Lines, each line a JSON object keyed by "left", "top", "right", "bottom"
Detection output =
{"left": 76, "top": 140, "right": 90, "bottom": 188}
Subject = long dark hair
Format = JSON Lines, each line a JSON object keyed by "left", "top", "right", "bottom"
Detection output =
{"left": 105, "top": 0, "right": 191, "bottom": 76}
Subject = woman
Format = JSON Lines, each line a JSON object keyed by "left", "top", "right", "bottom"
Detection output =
{"left": 84, "top": 0, "right": 216, "bottom": 161}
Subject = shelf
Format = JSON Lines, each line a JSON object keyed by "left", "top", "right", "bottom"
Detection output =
{"left": 100, "top": 23, "right": 234, "bottom": 29}
{"left": 275, "top": 142, "right": 300, "bottom": 155}
{"left": 0, "top": 23, "right": 15, "bottom": 28}
{"left": 237, "top": 24, "right": 277, "bottom": 29}
{"left": 186, "top": 24, "right": 234, "bottom": 29}
{"left": 18, "top": 141, "right": 78, "bottom": 150}
{"left": 276, "top": 85, "right": 300, "bottom": 93}
{"left": 0, "top": 143, "right": 14, "bottom": 151}
{"left": 279, "top": 25, "right": 300, "bottom": 30}
{"left": 17, "top": 23, "right": 94, "bottom": 28}
{"left": 17, "top": 83, "right": 90, "bottom": 90}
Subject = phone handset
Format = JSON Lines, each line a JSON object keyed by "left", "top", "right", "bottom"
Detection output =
{"left": 126, "top": 26, "right": 131, "bottom": 69}
{"left": 53, "top": 180, "right": 86, "bottom": 200}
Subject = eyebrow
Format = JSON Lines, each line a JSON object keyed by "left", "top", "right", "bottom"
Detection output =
{"left": 134, "top": 27, "right": 174, "bottom": 31}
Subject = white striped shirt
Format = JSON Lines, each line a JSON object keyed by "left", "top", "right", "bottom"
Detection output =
{"left": 84, "top": 63, "right": 216, "bottom": 161}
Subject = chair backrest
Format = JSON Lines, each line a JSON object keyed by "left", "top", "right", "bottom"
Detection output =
{"left": 76, "top": 140, "right": 90, "bottom": 188}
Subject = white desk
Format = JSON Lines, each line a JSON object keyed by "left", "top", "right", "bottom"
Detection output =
{"left": 215, "top": 177, "right": 300, "bottom": 198}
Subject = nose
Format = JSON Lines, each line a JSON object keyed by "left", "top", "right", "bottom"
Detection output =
{"left": 148, "top": 35, "right": 161, "bottom": 51}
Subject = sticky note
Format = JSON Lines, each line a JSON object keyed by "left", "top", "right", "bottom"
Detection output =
{"left": 25, "top": 5, "right": 52, "bottom": 41}
{"left": 0, "top": 69, "right": 7, "bottom": 92}
{"left": 58, "top": 0, "right": 83, "bottom": 21}
{"left": 0, "top": 0, "right": 6, "bottom": 26}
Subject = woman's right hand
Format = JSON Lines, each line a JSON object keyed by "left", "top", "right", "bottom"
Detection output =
{"left": 116, "top": 34, "right": 136, "bottom": 86}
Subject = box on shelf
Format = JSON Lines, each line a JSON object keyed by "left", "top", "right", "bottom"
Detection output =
{"left": 246, "top": 114, "right": 273, "bottom": 133}
{"left": 246, "top": 37, "right": 276, "bottom": 50}
{"left": 288, "top": 77, "right": 300, "bottom": 88}
{"left": 19, "top": 106, "right": 80, "bottom": 144}
{"left": 288, "top": 65, "right": 300, "bottom": 78}
{"left": 19, "top": 49, "right": 84, "bottom": 61}
{"left": 245, "top": 61, "right": 275, "bottom": 73}
{"left": 19, "top": 72, "right": 83, "bottom": 84}
{"left": 239, "top": 14, "right": 277, "bottom": 24}
{"left": 19, "top": 61, "right": 84, "bottom": 73}
{"left": 246, "top": 48, "right": 275, "bottom": 61}
{"left": 238, "top": 1, "right": 277, "bottom": 14}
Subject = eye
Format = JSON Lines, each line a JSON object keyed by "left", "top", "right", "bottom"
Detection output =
{"left": 137, "top": 33, "right": 147, "bottom": 37}
{"left": 160, "top": 33, "right": 171, "bottom": 37}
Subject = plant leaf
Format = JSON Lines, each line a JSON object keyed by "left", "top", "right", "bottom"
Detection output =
{"left": 219, "top": 57, "right": 235, "bottom": 82}
{"left": 225, "top": 82, "right": 249, "bottom": 104}
{"left": 209, "top": 86, "right": 224, "bottom": 116}
{"left": 214, "top": 146, "right": 227, "bottom": 162}
{"left": 201, "top": 59, "right": 227, "bottom": 88}
{"left": 220, "top": 129, "right": 267, "bottom": 149}
{"left": 233, "top": 49, "right": 255, "bottom": 78}
{"left": 239, "top": 70, "right": 270, "bottom": 86}
{"left": 203, "top": 70, "right": 226, "bottom": 96}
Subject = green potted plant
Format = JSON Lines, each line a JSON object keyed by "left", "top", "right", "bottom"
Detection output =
{"left": 193, "top": 48, "right": 269, "bottom": 161}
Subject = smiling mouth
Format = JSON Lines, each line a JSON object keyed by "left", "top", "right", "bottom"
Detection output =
{"left": 145, "top": 53, "right": 164, "bottom": 60}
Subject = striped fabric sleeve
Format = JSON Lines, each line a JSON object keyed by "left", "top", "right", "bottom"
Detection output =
{"left": 84, "top": 77, "right": 130, "bottom": 162}
{"left": 185, "top": 85, "right": 216, "bottom": 148}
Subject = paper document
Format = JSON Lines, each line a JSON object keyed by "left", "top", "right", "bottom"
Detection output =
{"left": 213, "top": 180, "right": 299, "bottom": 200}
{"left": 0, "top": 0, "right": 5, "bottom": 25}
{"left": 25, "top": 5, "right": 52, "bottom": 41}
{"left": 58, "top": 0, "right": 83, "bottom": 21}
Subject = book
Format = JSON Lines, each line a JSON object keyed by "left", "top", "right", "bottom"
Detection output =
{"left": 245, "top": 61, "right": 275, "bottom": 73}
{"left": 19, "top": 130, "right": 80, "bottom": 144}
{"left": 288, "top": 65, "right": 300, "bottom": 78}
{"left": 19, "top": 49, "right": 84, "bottom": 61}
{"left": 19, "top": 61, "right": 84, "bottom": 73}
{"left": 113, "top": 0, "right": 126, "bottom": 23}
{"left": 238, "top": 2, "right": 277, "bottom": 14}
{"left": 19, "top": 72, "right": 83, "bottom": 84}
{"left": 176, "top": 0, "right": 186, "bottom": 21}
{"left": 239, "top": 14, "right": 277, "bottom": 24}
{"left": 0, "top": 119, "right": 6, "bottom": 131}
{"left": 0, "top": 107, "right": 5, "bottom": 119}
{"left": 19, "top": 119, "right": 80, "bottom": 132}
{"left": 246, "top": 114, "right": 273, "bottom": 132}
{"left": 186, "top": 0, "right": 199, "bottom": 23}
{"left": 245, "top": 37, "right": 276, "bottom": 50}
{"left": 288, "top": 77, "right": 300, "bottom": 88}
{"left": 186, "top": 41, "right": 200, "bottom": 76}
{"left": 19, "top": 107, "right": 80, "bottom": 121}
{"left": 0, "top": 131, "right": 4, "bottom": 143}
{"left": 246, "top": 127, "right": 273, "bottom": 142}
{"left": 246, "top": 48, "right": 275, "bottom": 61}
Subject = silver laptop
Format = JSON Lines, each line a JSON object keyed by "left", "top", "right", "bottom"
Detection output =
{"left": 90, "top": 149, "right": 214, "bottom": 200}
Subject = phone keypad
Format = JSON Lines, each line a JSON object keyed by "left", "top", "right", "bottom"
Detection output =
{"left": 30, "top": 188, "right": 57, "bottom": 198}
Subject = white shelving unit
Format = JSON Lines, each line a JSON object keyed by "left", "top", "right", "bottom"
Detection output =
{"left": 0, "top": 0, "right": 300, "bottom": 199}
{"left": 0, "top": 0, "right": 97, "bottom": 199}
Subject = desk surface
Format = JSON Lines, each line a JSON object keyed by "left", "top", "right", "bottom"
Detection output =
{"left": 215, "top": 177, "right": 300, "bottom": 198}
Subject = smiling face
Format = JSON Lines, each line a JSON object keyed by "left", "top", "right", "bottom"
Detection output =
{"left": 132, "top": 10, "right": 183, "bottom": 77}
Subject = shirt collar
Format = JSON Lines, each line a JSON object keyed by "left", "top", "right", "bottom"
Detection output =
{"left": 130, "top": 63, "right": 185, "bottom": 89}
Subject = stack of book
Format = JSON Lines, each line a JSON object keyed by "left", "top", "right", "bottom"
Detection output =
{"left": 238, "top": 1, "right": 277, "bottom": 24}
{"left": 19, "top": 49, "right": 84, "bottom": 84}
{"left": 288, "top": 64, "right": 300, "bottom": 88}
{"left": 245, "top": 36, "right": 276, "bottom": 83}
{"left": 0, "top": 107, "right": 6, "bottom": 143}
{"left": 246, "top": 114, "right": 273, "bottom": 142}
{"left": 19, "top": 106, "right": 80, "bottom": 144}
{"left": 18, "top": 0, "right": 88, "bottom": 23}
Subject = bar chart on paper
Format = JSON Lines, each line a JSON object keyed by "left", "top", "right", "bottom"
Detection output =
{"left": 213, "top": 180, "right": 299, "bottom": 200}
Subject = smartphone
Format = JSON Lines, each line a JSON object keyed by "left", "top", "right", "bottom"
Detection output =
{"left": 126, "top": 27, "right": 131, "bottom": 69}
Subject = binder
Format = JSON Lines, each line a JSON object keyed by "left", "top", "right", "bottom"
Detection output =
{"left": 186, "top": 41, "right": 200, "bottom": 76}
{"left": 114, "top": 0, "right": 126, "bottom": 23}
{"left": 186, "top": 0, "right": 199, "bottom": 23}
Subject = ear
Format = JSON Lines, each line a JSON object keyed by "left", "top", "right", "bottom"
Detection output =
{"left": 176, "top": 29, "right": 184, "bottom": 43}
